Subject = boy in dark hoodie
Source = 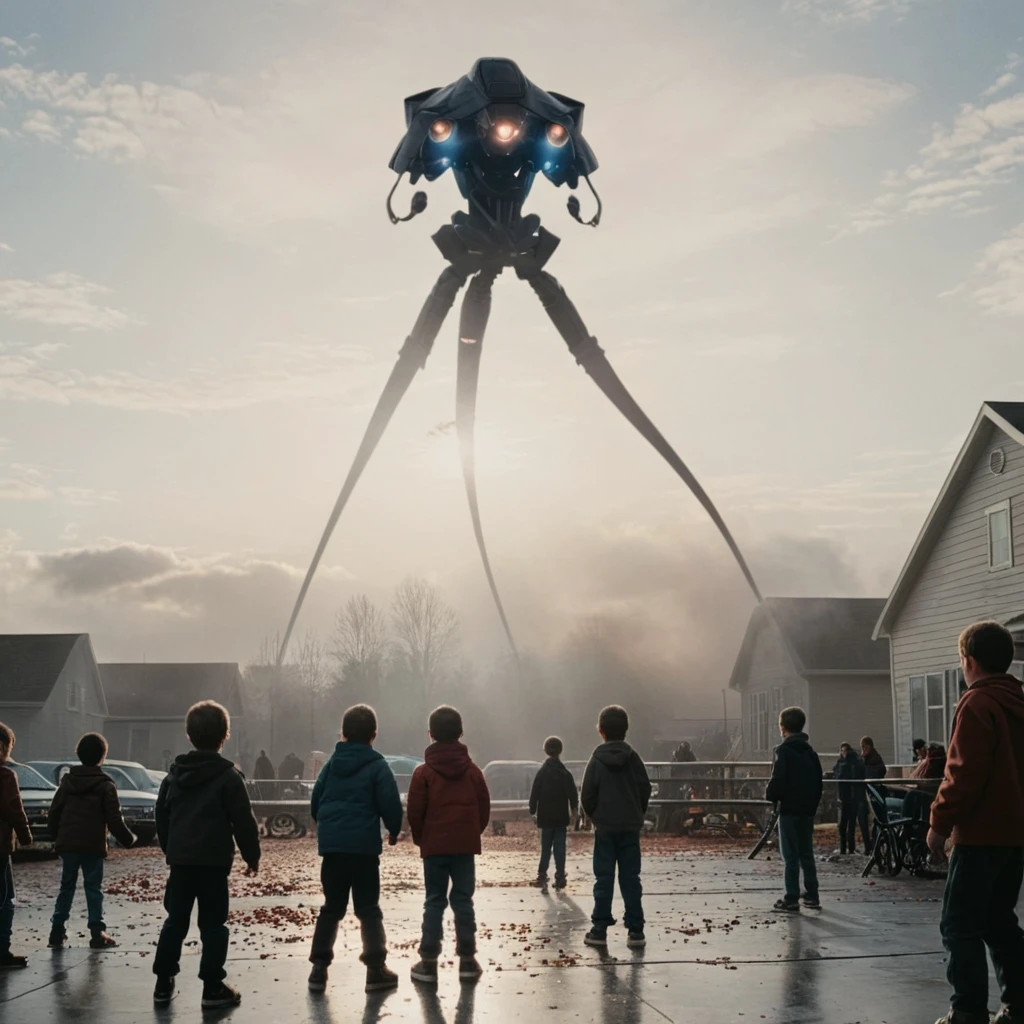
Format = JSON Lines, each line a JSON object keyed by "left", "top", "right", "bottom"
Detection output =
{"left": 833, "top": 742, "right": 868, "bottom": 856}
{"left": 153, "top": 700, "right": 260, "bottom": 1009}
{"left": 928, "top": 622, "right": 1024, "bottom": 1024}
{"left": 407, "top": 704, "right": 490, "bottom": 986}
{"left": 0, "top": 722, "right": 32, "bottom": 970}
{"left": 529, "top": 736, "right": 579, "bottom": 892}
{"left": 765, "top": 706, "right": 823, "bottom": 912}
{"left": 47, "top": 732, "right": 136, "bottom": 950}
{"left": 580, "top": 704, "right": 652, "bottom": 950}
{"left": 307, "top": 704, "right": 404, "bottom": 995}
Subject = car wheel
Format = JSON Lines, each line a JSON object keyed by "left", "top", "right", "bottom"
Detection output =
{"left": 268, "top": 813, "right": 305, "bottom": 839}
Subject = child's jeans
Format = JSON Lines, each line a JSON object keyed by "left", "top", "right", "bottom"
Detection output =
{"left": 309, "top": 853, "right": 387, "bottom": 967}
{"left": 51, "top": 852, "right": 106, "bottom": 931}
{"left": 538, "top": 827, "right": 567, "bottom": 885}
{"left": 591, "top": 830, "right": 644, "bottom": 932}
{"left": 153, "top": 865, "right": 230, "bottom": 983}
{"left": 419, "top": 854, "right": 476, "bottom": 958}
{"left": 0, "top": 855, "right": 14, "bottom": 955}
{"left": 778, "top": 814, "right": 819, "bottom": 902}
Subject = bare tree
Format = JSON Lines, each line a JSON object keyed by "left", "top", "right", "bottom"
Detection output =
{"left": 331, "top": 594, "right": 390, "bottom": 701}
{"left": 245, "top": 632, "right": 282, "bottom": 762}
{"left": 391, "top": 576, "right": 460, "bottom": 706}
{"left": 297, "top": 630, "right": 328, "bottom": 755}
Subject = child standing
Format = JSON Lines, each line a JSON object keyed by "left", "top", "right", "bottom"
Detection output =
{"left": 153, "top": 700, "right": 261, "bottom": 1008}
{"left": 407, "top": 705, "right": 490, "bottom": 985}
{"left": 307, "top": 704, "right": 404, "bottom": 995}
{"left": 833, "top": 742, "right": 868, "bottom": 856}
{"left": 48, "top": 732, "right": 136, "bottom": 949}
{"left": 765, "top": 706, "right": 823, "bottom": 912}
{"left": 580, "top": 705, "right": 652, "bottom": 949}
{"left": 528, "top": 736, "right": 579, "bottom": 892}
{"left": 0, "top": 722, "right": 32, "bottom": 969}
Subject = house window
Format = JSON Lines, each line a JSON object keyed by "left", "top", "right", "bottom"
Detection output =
{"left": 66, "top": 679, "right": 78, "bottom": 711}
{"left": 987, "top": 500, "right": 1013, "bottom": 570}
{"left": 910, "top": 669, "right": 961, "bottom": 743}
{"left": 746, "top": 690, "right": 777, "bottom": 753}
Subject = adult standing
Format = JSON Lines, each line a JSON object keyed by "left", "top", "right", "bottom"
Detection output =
{"left": 254, "top": 751, "right": 275, "bottom": 781}
{"left": 928, "top": 621, "right": 1024, "bottom": 1024}
{"left": 860, "top": 737, "right": 887, "bottom": 780}
{"left": 833, "top": 743, "right": 869, "bottom": 855}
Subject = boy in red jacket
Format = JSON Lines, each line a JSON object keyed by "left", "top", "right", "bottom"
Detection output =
{"left": 928, "top": 621, "right": 1024, "bottom": 1024}
{"left": 0, "top": 722, "right": 33, "bottom": 969}
{"left": 406, "top": 705, "right": 490, "bottom": 986}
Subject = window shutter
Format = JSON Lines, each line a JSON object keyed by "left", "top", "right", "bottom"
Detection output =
{"left": 910, "top": 676, "right": 925, "bottom": 744}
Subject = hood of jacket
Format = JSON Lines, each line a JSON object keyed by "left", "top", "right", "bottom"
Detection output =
{"left": 592, "top": 740, "right": 633, "bottom": 771}
{"left": 779, "top": 732, "right": 812, "bottom": 753}
{"left": 424, "top": 741, "right": 472, "bottom": 780}
{"left": 329, "top": 741, "right": 384, "bottom": 778}
{"left": 61, "top": 764, "right": 111, "bottom": 795}
{"left": 169, "top": 750, "right": 236, "bottom": 789}
{"left": 963, "top": 674, "right": 1024, "bottom": 722}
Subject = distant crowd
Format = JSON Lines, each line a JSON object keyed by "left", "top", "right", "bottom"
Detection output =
{"left": 0, "top": 619, "right": 1022, "bottom": 1024}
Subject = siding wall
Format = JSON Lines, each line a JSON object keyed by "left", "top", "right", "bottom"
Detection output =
{"left": 735, "top": 623, "right": 808, "bottom": 758}
{"left": 889, "top": 425, "right": 1024, "bottom": 757}
{"left": 1, "top": 638, "right": 106, "bottom": 760}
{"left": 807, "top": 675, "right": 895, "bottom": 765}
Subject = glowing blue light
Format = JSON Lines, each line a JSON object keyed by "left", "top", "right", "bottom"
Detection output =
{"left": 441, "top": 157, "right": 450, "bottom": 167}
{"left": 544, "top": 161, "right": 551, "bottom": 170}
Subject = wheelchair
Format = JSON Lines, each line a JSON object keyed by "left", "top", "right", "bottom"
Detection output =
{"left": 861, "top": 783, "right": 931, "bottom": 878}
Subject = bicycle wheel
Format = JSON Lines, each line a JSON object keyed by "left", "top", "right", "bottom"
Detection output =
{"left": 872, "top": 831, "right": 896, "bottom": 877}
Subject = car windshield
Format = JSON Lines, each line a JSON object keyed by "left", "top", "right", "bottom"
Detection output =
{"left": 111, "top": 764, "right": 160, "bottom": 792}
{"left": 11, "top": 761, "right": 56, "bottom": 791}
{"left": 103, "top": 765, "right": 138, "bottom": 791}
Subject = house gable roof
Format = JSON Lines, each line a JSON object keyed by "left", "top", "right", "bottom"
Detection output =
{"left": 0, "top": 634, "right": 86, "bottom": 705}
{"left": 729, "top": 597, "right": 889, "bottom": 690}
{"left": 873, "top": 402, "right": 1024, "bottom": 640}
{"left": 100, "top": 663, "right": 243, "bottom": 719}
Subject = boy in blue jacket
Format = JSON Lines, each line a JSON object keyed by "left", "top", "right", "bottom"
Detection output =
{"left": 308, "top": 704, "right": 404, "bottom": 995}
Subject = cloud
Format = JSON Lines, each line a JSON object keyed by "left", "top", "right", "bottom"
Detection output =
{"left": 0, "top": 272, "right": 134, "bottom": 330}
{"left": 783, "top": 0, "right": 933, "bottom": 22}
{"left": 971, "top": 222, "right": 1024, "bottom": 317}
{"left": 21, "top": 109, "right": 61, "bottom": 142}
{"left": 37, "top": 543, "right": 181, "bottom": 594}
{"left": 0, "top": 242, "right": 13, "bottom": 253}
{"left": 0, "top": 477, "right": 50, "bottom": 500}
{"left": 842, "top": 68, "right": 1024, "bottom": 234}
{"left": 0, "top": 336, "right": 386, "bottom": 412}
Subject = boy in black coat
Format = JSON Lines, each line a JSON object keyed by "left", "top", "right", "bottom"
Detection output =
{"left": 765, "top": 706, "right": 823, "bottom": 912}
{"left": 580, "top": 705, "right": 652, "bottom": 949}
{"left": 153, "top": 701, "right": 260, "bottom": 1009}
{"left": 528, "top": 737, "right": 579, "bottom": 892}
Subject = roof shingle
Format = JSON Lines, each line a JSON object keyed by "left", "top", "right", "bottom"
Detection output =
{"left": 765, "top": 598, "right": 890, "bottom": 673}
{"left": 100, "top": 663, "right": 243, "bottom": 718}
{"left": 0, "top": 635, "right": 84, "bottom": 705}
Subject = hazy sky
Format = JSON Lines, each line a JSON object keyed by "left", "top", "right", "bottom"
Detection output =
{"left": 1, "top": 0, "right": 1022, "bottom": 680}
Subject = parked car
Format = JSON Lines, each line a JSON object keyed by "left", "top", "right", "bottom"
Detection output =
{"left": 8, "top": 761, "right": 57, "bottom": 848}
{"left": 27, "top": 760, "right": 158, "bottom": 846}
{"left": 104, "top": 759, "right": 162, "bottom": 794}
{"left": 383, "top": 754, "right": 423, "bottom": 795}
{"left": 482, "top": 760, "right": 543, "bottom": 800}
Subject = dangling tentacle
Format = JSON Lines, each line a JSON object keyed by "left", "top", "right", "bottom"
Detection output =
{"left": 277, "top": 265, "right": 470, "bottom": 665}
{"left": 456, "top": 266, "right": 521, "bottom": 660}
{"left": 523, "top": 269, "right": 763, "bottom": 604}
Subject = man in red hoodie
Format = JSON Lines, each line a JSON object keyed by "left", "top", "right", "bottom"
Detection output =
{"left": 406, "top": 705, "right": 490, "bottom": 987}
{"left": 929, "top": 621, "right": 1024, "bottom": 1024}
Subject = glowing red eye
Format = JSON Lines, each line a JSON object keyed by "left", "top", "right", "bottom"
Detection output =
{"left": 429, "top": 119, "right": 453, "bottom": 143}
{"left": 494, "top": 120, "right": 517, "bottom": 142}
{"left": 546, "top": 123, "right": 569, "bottom": 147}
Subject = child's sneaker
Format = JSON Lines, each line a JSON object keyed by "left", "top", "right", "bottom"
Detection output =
{"left": 365, "top": 964, "right": 398, "bottom": 992}
{"left": 308, "top": 963, "right": 328, "bottom": 992}
{"left": 89, "top": 930, "right": 118, "bottom": 949}
{"left": 458, "top": 957, "right": 483, "bottom": 982}
{"left": 153, "top": 976, "right": 176, "bottom": 1004}
{"left": 410, "top": 958, "right": 438, "bottom": 985}
{"left": 626, "top": 931, "right": 646, "bottom": 948}
{"left": 201, "top": 982, "right": 242, "bottom": 1008}
{"left": 801, "top": 894, "right": 822, "bottom": 910}
{"left": 529, "top": 877, "right": 546, "bottom": 888}
{"left": 47, "top": 927, "right": 67, "bottom": 949}
{"left": 554, "top": 877, "right": 567, "bottom": 891}
{"left": 773, "top": 898, "right": 800, "bottom": 912}
{"left": 0, "top": 953, "right": 28, "bottom": 969}
{"left": 584, "top": 929, "right": 608, "bottom": 948}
